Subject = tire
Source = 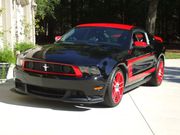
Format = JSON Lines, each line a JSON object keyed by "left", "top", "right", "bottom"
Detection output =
{"left": 104, "top": 68, "right": 125, "bottom": 107}
{"left": 148, "top": 58, "right": 164, "bottom": 86}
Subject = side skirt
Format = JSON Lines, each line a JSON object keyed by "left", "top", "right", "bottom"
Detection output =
{"left": 124, "top": 75, "right": 152, "bottom": 93}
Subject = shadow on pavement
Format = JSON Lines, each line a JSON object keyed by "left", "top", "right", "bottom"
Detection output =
{"left": 164, "top": 66, "right": 180, "bottom": 83}
{"left": 1, "top": 66, "right": 178, "bottom": 111}
{"left": 0, "top": 79, "right": 105, "bottom": 111}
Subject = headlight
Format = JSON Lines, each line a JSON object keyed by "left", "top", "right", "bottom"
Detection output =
{"left": 79, "top": 66, "right": 101, "bottom": 76}
{"left": 16, "top": 54, "right": 24, "bottom": 67}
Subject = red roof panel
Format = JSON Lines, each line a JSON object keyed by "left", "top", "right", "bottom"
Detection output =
{"left": 77, "top": 23, "right": 134, "bottom": 30}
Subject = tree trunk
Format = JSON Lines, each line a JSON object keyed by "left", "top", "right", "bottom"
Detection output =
{"left": 146, "top": 0, "right": 160, "bottom": 35}
{"left": 70, "top": 0, "right": 77, "bottom": 26}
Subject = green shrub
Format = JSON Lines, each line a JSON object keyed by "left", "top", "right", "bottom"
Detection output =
{"left": 14, "top": 42, "right": 35, "bottom": 53}
{"left": 0, "top": 64, "right": 9, "bottom": 79}
{"left": 0, "top": 47, "right": 15, "bottom": 63}
{"left": 1, "top": 65, "right": 6, "bottom": 79}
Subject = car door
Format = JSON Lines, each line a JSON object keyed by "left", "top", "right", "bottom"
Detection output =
{"left": 127, "top": 29, "right": 156, "bottom": 84}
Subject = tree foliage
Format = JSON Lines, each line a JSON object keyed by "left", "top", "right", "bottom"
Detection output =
{"left": 36, "top": 0, "right": 60, "bottom": 19}
{"left": 35, "top": 0, "right": 180, "bottom": 44}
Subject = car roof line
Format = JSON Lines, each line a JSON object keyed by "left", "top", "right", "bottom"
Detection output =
{"left": 77, "top": 23, "right": 134, "bottom": 30}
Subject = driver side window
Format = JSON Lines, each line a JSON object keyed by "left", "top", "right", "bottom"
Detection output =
{"left": 133, "top": 32, "right": 147, "bottom": 43}
{"left": 132, "top": 31, "right": 149, "bottom": 56}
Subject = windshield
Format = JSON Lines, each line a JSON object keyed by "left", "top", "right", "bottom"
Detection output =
{"left": 60, "top": 27, "right": 130, "bottom": 47}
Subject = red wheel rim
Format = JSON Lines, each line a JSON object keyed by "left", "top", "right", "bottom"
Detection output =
{"left": 157, "top": 60, "right": 164, "bottom": 84}
{"left": 112, "top": 71, "right": 124, "bottom": 104}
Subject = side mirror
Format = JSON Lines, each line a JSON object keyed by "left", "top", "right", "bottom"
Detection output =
{"left": 134, "top": 41, "right": 148, "bottom": 48}
{"left": 55, "top": 36, "right": 62, "bottom": 42}
{"left": 154, "top": 36, "right": 163, "bottom": 43}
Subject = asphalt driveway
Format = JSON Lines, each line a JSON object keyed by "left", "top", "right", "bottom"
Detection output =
{"left": 0, "top": 59, "right": 179, "bottom": 135}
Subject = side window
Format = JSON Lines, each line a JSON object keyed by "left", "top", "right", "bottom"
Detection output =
{"left": 132, "top": 31, "right": 149, "bottom": 56}
{"left": 133, "top": 32, "right": 147, "bottom": 43}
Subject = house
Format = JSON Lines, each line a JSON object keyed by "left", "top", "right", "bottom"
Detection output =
{"left": 0, "top": 0, "right": 36, "bottom": 49}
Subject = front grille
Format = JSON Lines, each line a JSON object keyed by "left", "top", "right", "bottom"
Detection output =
{"left": 27, "top": 85, "right": 66, "bottom": 98}
{"left": 23, "top": 60, "right": 75, "bottom": 76}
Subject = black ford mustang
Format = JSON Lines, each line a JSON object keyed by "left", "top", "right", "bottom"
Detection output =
{"left": 14, "top": 23, "right": 165, "bottom": 107}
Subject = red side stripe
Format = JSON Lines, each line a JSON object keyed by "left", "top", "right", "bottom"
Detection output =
{"left": 128, "top": 67, "right": 155, "bottom": 82}
{"left": 127, "top": 53, "right": 155, "bottom": 82}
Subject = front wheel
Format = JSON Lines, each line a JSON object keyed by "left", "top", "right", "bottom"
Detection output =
{"left": 148, "top": 58, "right": 164, "bottom": 86}
{"left": 104, "top": 68, "right": 125, "bottom": 107}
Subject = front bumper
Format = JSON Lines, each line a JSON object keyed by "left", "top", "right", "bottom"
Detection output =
{"left": 14, "top": 67, "right": 107, "bottom": 104}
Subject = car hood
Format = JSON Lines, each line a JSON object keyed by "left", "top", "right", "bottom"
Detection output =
{"left": 24, "top": 43, "right": 127, "bottom": 66}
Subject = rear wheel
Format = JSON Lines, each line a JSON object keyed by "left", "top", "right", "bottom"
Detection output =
{"left": 104, "top": 68, "right": 125, "bottom": 107}
{"left": 149, "top": 58, "right": 164, "bottom": 86}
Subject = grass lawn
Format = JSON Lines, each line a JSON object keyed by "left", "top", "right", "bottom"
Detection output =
{"left": 165, "top": 50, "right": 180, "bottom": 59}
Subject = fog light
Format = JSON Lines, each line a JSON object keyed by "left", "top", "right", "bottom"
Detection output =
{"left": 94, "top": 86, "right": 104, "bottom": 91}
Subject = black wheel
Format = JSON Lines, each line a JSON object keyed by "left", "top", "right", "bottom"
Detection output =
{"left": 104, "top": 68, "right": 125, "bottom": 107}
{"left": 148, "top": 58, "right": 164, "bottom": 86}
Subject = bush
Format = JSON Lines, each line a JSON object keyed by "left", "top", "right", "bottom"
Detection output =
{"left": 0, "top": 63, "right": 10, "bottom": 80}
{"left": 0, "top": 47, "right": 15, "bottom": 63}
{"left": 14, "top": 42, "right": 35, "bottom": 53}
